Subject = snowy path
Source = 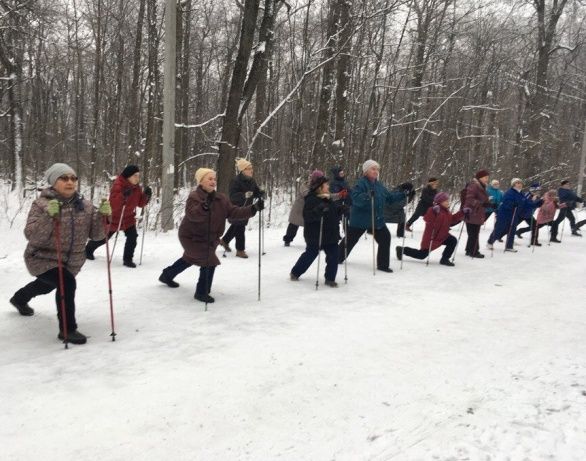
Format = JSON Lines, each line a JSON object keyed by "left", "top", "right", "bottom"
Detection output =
{"left": 1, "top": 212, "right": 586, "bottom": 460}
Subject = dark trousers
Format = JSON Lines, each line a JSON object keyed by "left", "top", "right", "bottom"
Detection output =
{"left": 283, "top": 223, "right": 299, "bottom": 243}
{"left": 403, "top": 234, "right": 457, "bottom": 261}
{"left": 576, "top": 219, "right": 586, "bottom": 230}
{"left": 338, "top": 225, "right": 391, "bottom": 270}
{"left": 13, "top": 268, "right": 77, "bottom": 332}
{"left": 488, "top": 219, "right": 517, "bottom": 249}
{"left": 465, "top": 223, "right": 481, "bottom": 255}
{"left": 396, "top": 221, "right": 406, "bottom": 238}
{"left": 86, "top": 225, "right": 138, "bottom": 262}
{"left": 551, "top": 208, "right": 576, "bottom": 238}
{"left": 222, "top": 224, "right": 245, "bottom": 251}
{"left": 161, "top": 257, "right": 215, "bottom": 296}
{"left": 291, "top": 243, "right": 338, "bottom": 282}
{"left": 517, "top": 218, "right": 545, "bottom": 244}
{"left": 406, "top": 210, "right": 423, "bottom": 227}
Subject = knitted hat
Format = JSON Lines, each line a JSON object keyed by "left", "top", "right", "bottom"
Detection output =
{"left": 362, "top": 159, "right": 380, "bottom": 173}
{"left": 235, "top": 158, "right": 252, "bottom": 172}
{"left": 490, "top": 179, "right": 500, "bottom": 187}
{"left": 433, "top": 192, "right": 449, "bottom": 204}
{"left": 309, "top": 169, "right": 325, "bottom": 183}
{"left": 561, "top": 179, "right": 569, "bottom": 186}
{"left": 529, "top": 182, "right": 541, "bottom": 192}
{"left": 121, "top": 165, "right": 140, "bottom": 178}
{"left": 475, "top": 169, "right": 490, "bottom": 180}
{"left": 194, "top": 168, "right": 215, "bottom": 184}
{"left": 511, "top": 177, "right": 523, "bottom": 187}
{"left": 428, "top": 177, "right": 438, "bottom": 183}
{"left": 310, "top": 175, "right": 328, "bottom": 191}
{"left": 44, "top": 163, "right": 76, "bottom": 186}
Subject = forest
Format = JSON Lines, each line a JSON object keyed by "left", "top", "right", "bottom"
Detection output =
{"left": 1, "top": 0, "right": 585, "bottom": 203}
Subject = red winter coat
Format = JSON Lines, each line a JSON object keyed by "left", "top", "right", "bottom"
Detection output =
{"left": 178, "top": 187, "right": 255, "bottom": 267}
{"left": 463, "top": 178, "right": 489, "bottom": 225}
{"left": 420, "top": 206, "right": 464, "bottom": 252}
{"left": 108, "top": 176, "right": 150, "bottom": 231}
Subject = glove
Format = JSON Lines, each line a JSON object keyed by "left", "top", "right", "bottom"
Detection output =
{"left": 99, "top": 200, "right": 112, "bottom": 216}
{"left": 47, "top": 199, "right": 60, "bottom": 218}
{"left": 254, "top": 189, "right": 266, "bottom": 199}
{"left": 462, "top": 207, "right": 471, "bottom": 218}
{"left": 253, "top": 198, "right": 265, "bottom": 212}
{"left": 123, "top": 188, "right": 133, "bottom": 198}
{"left": 432, "top": 205, "right": 440, "bottom": 214}
{"left": 399, "top": 182, "right": 414, "bottom": 193}
{"left": 144, "top": 186, "right": 152, "bottom": 198}
{"left": 338, "top": 189, "right": 349, "bottom": 199}
{"left": 245, "top": 191, "right": 254, "bottom": 199}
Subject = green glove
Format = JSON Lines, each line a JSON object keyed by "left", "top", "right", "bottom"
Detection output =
{"left": 47, "top": 199, "right": 60, "bottom": 218}
{"left": 99, "top": 200, "right": 112, "bottom": 216}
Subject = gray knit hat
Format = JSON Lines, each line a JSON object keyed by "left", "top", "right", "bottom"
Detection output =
{"left": 44, "top": 163, "right": 76, "bottom": 186}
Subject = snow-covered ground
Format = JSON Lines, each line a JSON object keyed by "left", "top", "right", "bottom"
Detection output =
{"left": 1, "top": 198, "right": 586, "bottom": 460}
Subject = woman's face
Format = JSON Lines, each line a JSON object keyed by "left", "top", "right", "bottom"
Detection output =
{"left": 53, "top": 174, "right": 78, "bottom": 198}
{"left": 242, "top": 166, "right": 253, "bottom": 178}
{"left": 200, "top": 173, "right": 217, "bottom": 193}
{"left": 128, "top": 172, "right": 140, "bottom": 185}
{"left": 365, "top": 166, "right": 379, "bottom": 181}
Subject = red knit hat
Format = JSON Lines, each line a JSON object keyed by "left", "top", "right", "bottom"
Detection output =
{"left": 475, "top": 169, "right": 489, "bottom": 180}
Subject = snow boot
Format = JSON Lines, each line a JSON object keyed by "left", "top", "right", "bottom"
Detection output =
{"left": 324, "top": 280, "right": 338, "bottom": 288}
{"left": 10, "top": 297, "right": 34, "bottom": 316}
{"left": 236, "top": 250, "right": 249, "bottom": 259}
{"left": 377, "top": 267, "right": 393, "bottom": 273}
{"left": 58, "top": 330, "right": 87, "bottom": 345}
{"left": 290, "top": 273, "right": 299, "bottom": 281}
{"left": 504, "top": 248, "right": 518, "bottom": 253}
{"left": 440, "top": 259, "right": 455, "bottom": 267}
{"left": 219, "top": 239, "right": 232, "bottom": 252}
{"left": 284, "top": 241, "right": 290, "bottom": 247}
{"left": 159, "top": 273, "right": 179, "bottom": 288}
{"left": 85, "top": 246, "right": 95, "bottom": 260}
{"left": 194, "top": 293, "right": 215, "bottom": 303}
{"left": 549, "top": 237, "right": 561, "bottom": 243}
{"left": 123, "top": 260, "right": 137, "bottom": 268}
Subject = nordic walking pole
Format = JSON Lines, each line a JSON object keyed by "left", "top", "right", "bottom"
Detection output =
{"left": 530, "top": 214, "right": 537, "bottom": 253}
{"left": 101, "top": 210, "right": 116, "bottom": 341}
{"left": 139, "top": 206, "right": 148, "bottom": 265}
{"left": 400, "top": 192, "right": 408, "bottom": 270}
{"left": 315, "top": 215, "right": 324, "bottom": 290}
{"left": 503, "top": 207, "right": 518, "bottom": 252}
{"left": 53, "top": 214, "right": 69, "bottom": 349}
{"left": 343, "top": 213, "right": 348, "bottom": 284}
{"left": 426, "top": 217, "right": 439, "bottom": 266}
{"left": 451, "top": 220, "right": 465, "bottom": 263}
{"left": 109, "top": 203, "right": 126, "bottom": 260}
{"left": 258, "top": 207, "right": 262, "bottom": 301}
{"left": 370, "top": 190, "right": 376, "bottom": 276}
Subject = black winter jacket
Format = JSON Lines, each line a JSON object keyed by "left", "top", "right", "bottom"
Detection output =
{"left": 303, "top": 192, "right": 341, "bottom": 246}
{"left": 228, "top": 173, "right": 261, "bottom": 225}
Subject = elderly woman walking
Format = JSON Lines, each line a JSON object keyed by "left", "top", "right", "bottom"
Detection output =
{"left": 158, "top": 168, "right": 264, "bottom": 303}
{"left": 10, "top": 163, "right": 111, "bottom": 345}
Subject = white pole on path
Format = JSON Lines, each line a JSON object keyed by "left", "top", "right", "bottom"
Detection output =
{"left": 315, "top": 216, "right": 324, "bottom": 291}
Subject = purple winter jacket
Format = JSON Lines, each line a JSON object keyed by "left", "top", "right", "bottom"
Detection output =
{"left": 463, "top": 178, "right": 490, "bottom": 225}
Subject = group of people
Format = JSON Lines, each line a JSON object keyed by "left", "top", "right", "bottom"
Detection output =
{"left": 9, "top": 159, "right": 584, "bottom": 345}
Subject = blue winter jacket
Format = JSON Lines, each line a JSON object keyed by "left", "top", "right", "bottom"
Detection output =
{"left": 558, "top": 187, "right": 584, "bottom": 210}
{"left": 349, "top": 176, "right": 404, "bottom": 230}
{"left": 486, "top": 185, "right": 503, "bottom": 216}
{"left": 519, "top": 192, "right": 543, "bottom": 219}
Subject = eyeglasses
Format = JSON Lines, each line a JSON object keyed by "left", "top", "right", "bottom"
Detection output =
{"left": 58, "top": 175, "right": 78, "bottom": 182}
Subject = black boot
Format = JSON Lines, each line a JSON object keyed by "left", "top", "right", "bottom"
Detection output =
{"left": 123, "top": 260, "right": 137, "bottom": 268}
{"left": 159, "top": 273, "right": 179, "bottom": 288}
{"left": 85, "top": 246, "right": 95, "bottom": 260}
{"left": 10, "top": 297, "right": 34, "bottom": 316}
{"left": 440, "top": 259, "right": 455, "bottom": 267}
{"left": 58, "top": 330, "right": 87, "bottom": 345}
{"left": 395, "top": 246, "right": 403, "bottom": 261}
{"left": 194, "top": 293, "right": 215, "bottom": 303}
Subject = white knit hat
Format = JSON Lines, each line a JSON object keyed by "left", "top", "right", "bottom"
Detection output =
{"left": 44, "top": 163, "right": 76, "bottom": 186}
{"left": 362, "top": 159, "right": 380, "bottom": 173}
{"left": 194, "top": 168, "right": 215, "bottom": 184}
{"left": 510, "top": 177, "right": 523, "bottom": 187}
{"left": 235, "top": 158, "right": 252, "bottom": 172}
